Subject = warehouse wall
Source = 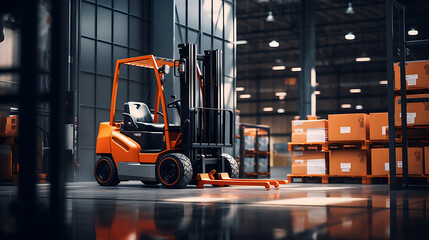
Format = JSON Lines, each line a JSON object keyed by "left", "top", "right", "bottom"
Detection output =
{"left": 75, "top": 0, "right": 152, "bottom": 181}
{"left": 153, "top": 0, "right": 237, "bottom": 153}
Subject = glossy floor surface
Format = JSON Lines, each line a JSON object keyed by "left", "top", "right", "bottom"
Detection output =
{"left": 1, "top": 173, "right": 429, "bottom": 239}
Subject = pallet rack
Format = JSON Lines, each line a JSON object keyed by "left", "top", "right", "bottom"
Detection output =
{"left": 386, "top": 0, "right": 429, "bottom": 189}
{"left": 238, "top": 124, "right": 271, "bottom": 178}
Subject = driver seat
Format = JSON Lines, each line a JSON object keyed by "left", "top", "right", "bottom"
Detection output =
{"left": 123, "top": 102, "right": 164, "bottom": 132}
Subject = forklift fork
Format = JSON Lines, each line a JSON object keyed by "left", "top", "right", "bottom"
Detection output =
{"left": 196, "top": 170, "right": 288, "bottom": 190}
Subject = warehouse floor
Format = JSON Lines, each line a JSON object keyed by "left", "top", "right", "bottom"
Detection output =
{"left": 1, "top": 169, "right": 429, "bottom": 239}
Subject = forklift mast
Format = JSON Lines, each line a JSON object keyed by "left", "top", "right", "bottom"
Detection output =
{"left": 177, "top": 43, "right": 232, "bottom": 173}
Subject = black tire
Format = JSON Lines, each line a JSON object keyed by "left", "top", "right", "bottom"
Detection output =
{"left": 222, "top": 153, "right": 239, "bottom": 178}
{"left": 157, "top": 153, "right": 192, "bottom": 189}
{"left": 141, "top": 180, "right": 160, "bottom": 186}
{"left": 94, "top": 156, "right": 119, "bottom": 186}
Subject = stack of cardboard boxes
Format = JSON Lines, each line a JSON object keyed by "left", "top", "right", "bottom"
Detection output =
{"left": 290, "top": 119, "right": 328, "bottom": 176}
{"left": 328, "top": 114, "right": 369, "bottom": 176}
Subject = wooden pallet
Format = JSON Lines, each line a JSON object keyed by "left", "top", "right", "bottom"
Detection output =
{"left": 329, "top": 140, "right": 370, "bottom": 150}
{"left": 367, "top": 174, "right": 429, "bottom": 184}
{"left": 288, "top": 142, "right": 329, "bottom": 152}
{"left": 0, "top": 174, "right": 18, "bottom": 185}
{"left": 287, "top": 174, "right": 372, "bottom": 184}
{"left": 287, "top": 174, "right": 330, "bottom": 183}
{"left": 394, "top": 88, "right": 429, "bottom": 95}
{"left": 395, "top": 125, "right": 429, "bottom": 140}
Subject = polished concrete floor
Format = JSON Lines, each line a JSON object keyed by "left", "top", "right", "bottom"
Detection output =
{"left": 1, "top": 169, "right": 429, "bottom": 239}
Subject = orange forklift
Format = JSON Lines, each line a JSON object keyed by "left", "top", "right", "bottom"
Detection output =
{"left": 94, "top": 43, "right": 286, "bottom": 189}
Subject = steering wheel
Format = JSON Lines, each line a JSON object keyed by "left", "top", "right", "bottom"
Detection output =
{"left": 167, "top": 99, "right": 181, "bottom": 108}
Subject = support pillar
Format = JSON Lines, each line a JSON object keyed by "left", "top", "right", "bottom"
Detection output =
{"left": 299, "top": 0, "right": 316, "bottom": 119}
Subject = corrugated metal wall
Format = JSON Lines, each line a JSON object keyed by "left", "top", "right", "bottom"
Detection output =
{"left": 75, "top": 0, "right": 152, "bottom": 181}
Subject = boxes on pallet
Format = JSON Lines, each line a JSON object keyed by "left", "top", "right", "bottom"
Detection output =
{"left": 243, "top": 157, "right": 255, "bottom": 173}
{"left": 291, "top": 119, "right": 328, "bottom": 143}
{"left": 395, "top": 94, "right": 429, "bottom": 126}
{"left": 424, "top": 147, "right": 429, "bottom": 175}
{"left": 371, "top": 147, "right": 423, "bottom": 175}
{"left": 258, "top": 136, "right": 269, "bottom": 151}
{"left": 243, "top": 135, "right": 255, "bottom": 150}
{"left": 258, "top": 156, "right": 269, "bottom": 172}
{"left": 5, "top": 116, "right": 18, "bottom": 137}
{"left": 329, "top": 150, "right": 368, "bottom": 176}
{"left": 328, "top": 114, "right": 369, "bottom": 141}
{"left": 369, "top": 112, "right": 389, "bottom": 141}
{"left": 291, "top": 151, "right": 327, "bottom": 175}
{"left": 394, "top": 60, "right": 429, "bottom": 91}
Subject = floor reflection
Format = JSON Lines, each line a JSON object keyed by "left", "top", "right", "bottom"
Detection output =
{"left": 1, "top": 183, "right": 429, "bottom": 239}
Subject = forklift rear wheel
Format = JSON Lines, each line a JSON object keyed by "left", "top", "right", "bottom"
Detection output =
{"left": 222, "top": 153, "right": 239, "bottom": 178}
{"left": 157, "top": 153, "right": 193, "bottom": 189}
{"left": 141, "top": 180, "right": 160, "bottom": 186}
{"left": 94, "top": 156, "right": 119, "bottom": 186}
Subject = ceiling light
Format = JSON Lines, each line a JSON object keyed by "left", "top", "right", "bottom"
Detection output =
{"left": 346, "top": 2, "right": 354, "bottom": 14}
{"left": 408, "top": 28, "right": 418, "bottom": 36}
{"left": 266, "top": 11, "right": 275, "bottom": 22}
{"left": 235, "top": 40, "right": 248, "bottom": 45}
{"left": 275, "top": 92, "right": 287, "bottom": 97}
{"left": 269, "top": 40, "right": 279, "bottom": 48}
{"left": 345, "top": 32, "right": 355, "bottom": 40}
{"left": 291, "top": 67, "right": 301, "bottom": 72}
{"left": 355, "top": 105, "right": 363, "bottom": 110}
{"left": 277, "top": 108, "right": 285, "bottom": 113}
{"left": 341, "top": 104, "right": 352, "bottom": 109}
{"left": 349, "top": 88, "right": 361, "bottom": 93}
{"left": 276, "top": 92, "right": 287, "bottom": 100}
{"left": 314, "top": 90, "right": 321, "bottom": 95}
{"left": 272, "top": 65, "right": 286, "bottom": 71}
{"left": 355, "top": 57, "right": 371, "bottom": 62}
{"left": 236, "top": 87, "right": 245, "bottom": 91}
{"left": 239, "top": 94, "right": 251, "bottom": 99}
{"left": 263, "top": 107, "right": 273, "bottom": 112}
{"left": 379, "top": 80, "right": 388, "bottom": 85}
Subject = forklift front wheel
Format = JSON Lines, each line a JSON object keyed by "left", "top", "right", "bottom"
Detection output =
{"left": 94, "top": 156, "right": 119, "bottom": 186}
{"left": 222, "top": 153, "right": 239, "bottom": 178}
{"left": 157, "top": 153, "right": 193, "bottom": 189}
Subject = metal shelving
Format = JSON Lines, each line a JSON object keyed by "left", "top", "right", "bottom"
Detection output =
{"left": 386, "top": 0, "right": 429, "bottom": 190}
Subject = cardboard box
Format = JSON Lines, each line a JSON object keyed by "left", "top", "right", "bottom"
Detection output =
{"left": 291, "top": 119, "right": 328, "bottom": 143}
{"left": 369, "top": 112, "right": 389, "bottom": 141}
{"left": 291, "top": 151, "right": 327, "bottom": 175}
{"left": 328, "top": 114, "right": 369, "bottom": 141}
{"left": 395, "top": 94, "right": 429, "bottom": 126}
{"left": 5, "top": 115, "right": 18, "bottom": 137}
{"left": 394, "top": 60, "right": 429, "bottom": 91}
{"left": 425, "top": 147, "right": 429, "bottom": 175}
{"left": 371, "top": 147, "right": 423, "bottom": 175}
{"left": 329, "top": 150, "right": 368, "bottom": 176}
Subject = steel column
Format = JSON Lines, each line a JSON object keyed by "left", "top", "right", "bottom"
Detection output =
{"left": 50, "top": 0, "right": 69, "bottom": 238}
{"left": 386, "top": 0, "right": 397, "bottom": 190}
{"left": 299, "top": 0, "right": 316, "bottom": 118}
{"left": 398, "top": 5, "right": 408, "bottom": 188}
{"left": 17, "top": 1, "right": 39, "bottom": 238}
